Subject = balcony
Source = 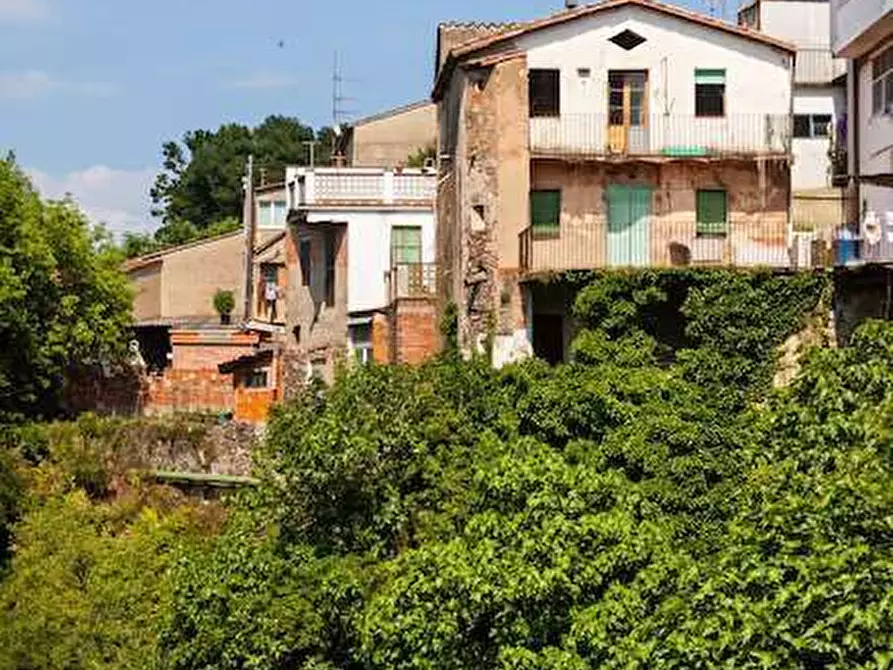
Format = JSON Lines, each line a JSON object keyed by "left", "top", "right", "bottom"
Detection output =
{"left": 530, "top": 114, "right": 791, "bottom": 159}
{"left": 285, "top": 167, "right": 436, "bottom": 210}
{"left": 519, "top": 218, "right": 792, "bottom": 273}
{"left": 795, "top": 47, "right": 848, "bottom": 84}
{"left": 389, "top": 263, "right": 437, "bottom": 302}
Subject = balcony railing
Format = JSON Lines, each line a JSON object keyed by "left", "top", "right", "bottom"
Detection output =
{"left": 795, "top": 47, "right": 848, "bottom": 84}
{"left": 530, "top": 114, "right": 791, "bottom": 158}
{"left": 285, "top": 167, "right": 436, "bottom": 209}
{"left": 519, "top": 218, "right": 792, "bottom": 272}
{"left": 389, "top": 263, "right": 437, "bottom": 302}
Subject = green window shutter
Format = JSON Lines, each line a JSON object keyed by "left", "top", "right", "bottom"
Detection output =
{"left": 392, "top": 226, "right": 422, "bottom": 264}
{"left": 696, "top": 190, "right": 728, "bottom": 235}
{"left": 695, "top": 68, "right": 726, "bottom": 85}
{"left": 530, "top": 190, "right": 561, "bottom": 236}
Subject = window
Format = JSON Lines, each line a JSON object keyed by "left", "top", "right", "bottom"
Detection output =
{"left": 324, "top": 230, "right": 337, "bottom": 307}
{"left": 261, "top": 263, "right": 278, "bottom": 286}
{"left": 349, "top": 323, "right": 373, "bottom": 365}
{"left": 793, "top": 114, "right": 832, "bottom": 138}
{"left": 871, "top": 45, "right": 893, "bottom": 116}
{"left": 608, "top": 29, "right": 647, "bottom": 51}
{"left": 529, "top": 69, "right": 560, "bottom": 117}
{"left": 299, "top": 238, "right": 311, "bottom": 287}
{"left": 696, "top": 190, "right": 729, "bottom": 236}
{"left": 258, "top": 200, "right": 288, "bottom": 228}
{"left": 530, "top": 190, "right": 561, "bottom": 237}
{"left": 695, "top": 69, "right": 726, "bottom": 117}
{"left": 244, "top": 368, "right": 269, "bottom": 389}
{"left": 391, "top": 226, "right": 422, "bottom": 265}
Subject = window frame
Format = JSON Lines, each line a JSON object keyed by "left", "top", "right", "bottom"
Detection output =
{"left": 244, "top": 368, "right": 269, "bottom": 389}
{"left": 391, "top": 225, "right": 423, "bottom": 265}
{"left": 694, "top": 69, "right": 726, "bottom": 118}
{"left": 530, "top": 189, "right": 562, "bottom": 239}
{"left": 696, "top": 189, "right": 729, "bottom": 237}
{"left": 871, "top": 45, "right": 893, "bottom": 116}
{"left": 529, "top": 69, "right": 561, "bottom": 118}
{"left": 793, "top": 113, "right": 833, "bottom": 138}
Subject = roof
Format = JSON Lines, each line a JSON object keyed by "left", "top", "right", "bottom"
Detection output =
{"left": 123, "top": 229, "right": 243, "bottom": 271}
{"left": 435, "top": 21, "right": 529, "bottom": 75}
{"left": 255, "top": 181, "right": 286, "bottom": 194}
{"left": 348, "top": 100, "right": 434, "bottom": 129}
{"left": 433, "top": 0, "right": 796, "bottom": 99}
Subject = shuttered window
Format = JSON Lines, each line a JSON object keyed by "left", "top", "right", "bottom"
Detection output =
{"left": 696, "top": 190, "right": 728, "bottom": 236}
{"left": 391, "top": 226, "right": 422, "bottom": 264}
{"left": 695, "top": 69, "right": 726, "bottom": 117}
{"left": 529, "top": 69, "right": 560, "bottom": 117}
{"left": 530, "top": 190, "right": 561, "bottom": 237}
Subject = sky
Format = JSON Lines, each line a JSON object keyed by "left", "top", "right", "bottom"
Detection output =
{"left": 0, "top": 0, "right": 724, "bottom": 237}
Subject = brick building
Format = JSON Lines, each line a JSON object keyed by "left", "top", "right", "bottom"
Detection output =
{"left": 433, "top": 0, "right": 798, "bottom": 364}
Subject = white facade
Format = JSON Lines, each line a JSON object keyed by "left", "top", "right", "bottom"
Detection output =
{"left": 285, "top": 166, "right": 436, "bottom": 314}
{"left": 831, "top": 0, "right": 893, "bottom": 220}
{"left": 523, "top": 5, "right": 793, "bottom": 155}
{"left": 740, "top": 0, "right": 847, "bottom": 191}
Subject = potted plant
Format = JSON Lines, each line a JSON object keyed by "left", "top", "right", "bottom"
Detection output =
{"left": 213, "top": 289, "right": 235, "bottom": 325}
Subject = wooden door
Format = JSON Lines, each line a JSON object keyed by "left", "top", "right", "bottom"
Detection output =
{"left": 607, "top": 71, "right": 648, "bottom": 154}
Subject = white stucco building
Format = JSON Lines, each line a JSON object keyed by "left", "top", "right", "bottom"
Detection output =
{"left": 283, "top": 166, "right": 437, "bottom": 377}
{"left": 740, "top": 0, "right": 847, "bottom": 192}
{"left": 831, "top": 0, "right": 893, "bottom": 223}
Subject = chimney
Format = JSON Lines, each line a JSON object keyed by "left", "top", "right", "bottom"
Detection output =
{"left": 566, "top": 0, "right": 579, "bottom": 8}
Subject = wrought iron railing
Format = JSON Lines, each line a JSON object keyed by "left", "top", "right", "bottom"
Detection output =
{"left": 529, "top": 114, "right": 792, "bottom": 157}
{"left": 389, "top": 263, "right": 437, "bottom": 301}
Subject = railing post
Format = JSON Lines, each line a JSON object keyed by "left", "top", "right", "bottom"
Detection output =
{"left": 305, "top": 171, "right": 316, "bottom": 205}
{"left": 383, "top": 170, "right": 394, "bottom": 204}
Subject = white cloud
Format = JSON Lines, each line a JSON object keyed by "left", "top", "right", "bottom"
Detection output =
{"left": 0, "top": 70, "right": 115, "bottom": 100}
{"left": 26, "top": 165, "right": 157, "bottom": 238}
{"left": 0, "top": 0, "right": 47, "bottom": 22}
{"left": 225, "top": 71, "right": 297, "bottom": 90}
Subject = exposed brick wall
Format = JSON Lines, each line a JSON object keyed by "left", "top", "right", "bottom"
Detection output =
{"left": 391, "top": 297, "right": 439, "bottom": 365}
{"left": 144, "top": 370, "right": 234, "bottom": 416}
{"left": 372, "top": 312, "right": 390, "bottom": 364}
{"left": 170, "top": 330, "right": 259, "bottom": 371}
{"left": 234, "top": 388, "right": 277, "bottom": 424}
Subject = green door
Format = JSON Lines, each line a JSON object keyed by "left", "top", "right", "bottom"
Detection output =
{"left": 607, "top": 185, "right": 651, "bottom": 267}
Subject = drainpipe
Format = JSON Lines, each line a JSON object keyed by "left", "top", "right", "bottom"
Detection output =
{"left": 242, "top": 155, "right": 256, "bottom": 322}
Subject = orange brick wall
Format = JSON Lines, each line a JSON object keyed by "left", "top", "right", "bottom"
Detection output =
{"left": 392, "top": 298, "right": 439, "bottom": 365}
{"left": 144, "top": 370, "right": 234, "bottom": 416}
{"left": 372, "top": 312, "right": 390, "bottom": 364}
{"left": 234, "top": 388, "right": 276, "bottom": 423}
{"left": 172, "top": 343, "right": 257, "bottom": 370}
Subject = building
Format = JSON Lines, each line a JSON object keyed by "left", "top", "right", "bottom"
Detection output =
{"left": 433, "top": 0, "right": 797, "bottom": 364}
{"left": 831, "top": 0, "right": 893, "bottom": 236}
{"left": 124, "top": 184, "right": 290, "bottom": 422}
{"left": 336, "top": 101, "right": 438, "bottom": 168}
{"left": 739, "top": 0, "right": 849, "bottom": 233}
{"left": 281, "top": 166, "right": 439, "bottom": 383}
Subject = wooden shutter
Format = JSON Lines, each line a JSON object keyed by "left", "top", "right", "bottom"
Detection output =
{"left": 530, "top": 190, "right": 561, "bottom": 237}
{"left": 696, "top": 190, "right": 728, "bottom": 236}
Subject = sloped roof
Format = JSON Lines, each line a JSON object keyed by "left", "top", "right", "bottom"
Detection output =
{"left": 433, "top": 0, "right": 795, "bottom": 99}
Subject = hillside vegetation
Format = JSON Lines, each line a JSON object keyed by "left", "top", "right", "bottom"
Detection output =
{"left": 3, "top": 269, "right": 893, "bottom": 669}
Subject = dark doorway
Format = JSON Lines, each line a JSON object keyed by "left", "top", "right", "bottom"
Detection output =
{"left": 533, "top": 314, "right": 564, "bottom": 364}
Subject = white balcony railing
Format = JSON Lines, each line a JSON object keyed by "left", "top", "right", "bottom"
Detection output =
{"left": 530, "top": 114, "right": 792, "bottom": 157}
{"left": 285, "top": 167, "right": 435, "bottom": 209}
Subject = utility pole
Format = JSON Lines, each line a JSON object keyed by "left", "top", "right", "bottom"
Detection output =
{"left": 242, "top": 154, "right": 256, "bottom": 322}
{"left": 303, "top": 140, "right": 319, "bottom": 168}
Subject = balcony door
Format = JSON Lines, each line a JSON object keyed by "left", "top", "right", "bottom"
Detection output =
{"left": 608, "top": 71, "right": 648, "bottom": 154}
{"left": 607, "top": 184, "right": 651, "bottom": 267}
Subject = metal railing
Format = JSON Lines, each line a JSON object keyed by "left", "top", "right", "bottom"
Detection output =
{"left": 795, "top": 47, "right": 848, "bottom": 84}
{"left": 389, "top": 263, "right": 437, "bottom": 301}
{"left": 519, "top": 218, "right": 792, "bottom": 272}
{"left": 530, "top": 114, "right": 791, "bottom": 158}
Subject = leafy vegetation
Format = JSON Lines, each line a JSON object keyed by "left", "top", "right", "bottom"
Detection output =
{"left": 0, "top": 156, "right": 133, "bottom": 422}
{"left": 4, "top": 269, "right": 893, "bottom": 668}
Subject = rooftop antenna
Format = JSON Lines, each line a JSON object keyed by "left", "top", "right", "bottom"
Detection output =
{"left": 332, "top": 50, "right": 359, "bottom": 127}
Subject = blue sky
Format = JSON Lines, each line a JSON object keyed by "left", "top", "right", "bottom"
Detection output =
{"left": 0, "top": 0, "right": 721, "bottom": 235}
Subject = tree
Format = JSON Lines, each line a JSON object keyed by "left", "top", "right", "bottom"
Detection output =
{"left": 0, "top": 157, "right": 133, "bottom": 421}
{"left": 150, "top": 116, "right": 330, "bottom": 232}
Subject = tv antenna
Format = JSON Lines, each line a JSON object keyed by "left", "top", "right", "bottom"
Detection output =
{"left": 332, "top": 51, "right": 359, "bottom": 127}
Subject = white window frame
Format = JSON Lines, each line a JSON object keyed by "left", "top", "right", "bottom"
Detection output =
{"left": 871, "top": 44, "right": 893, "bottom": 117}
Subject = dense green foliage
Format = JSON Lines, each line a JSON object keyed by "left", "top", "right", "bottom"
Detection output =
{"left": 150, "top": 116, "right": 334, "bottom": 234}
{"left": 6, "top": 269, "right": 893, "bottom": 668}
{"left": 0, "top": 156, "right": 133, "bottom": 421}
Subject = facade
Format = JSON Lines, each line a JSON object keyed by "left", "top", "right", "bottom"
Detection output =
{"left": 337, "top": 102, "right": 438, "bottom": 168}
{"left": 434, "top": 0, "right": 797, "bottom": 363}
{"left": 282, "top": 167, "right": 439, "bottom": 382}
{"left": 740, "top": 0, "right": 847, "bottom": 190}
{"left": 831, "top": 0, "right": 893, "bottom": 238}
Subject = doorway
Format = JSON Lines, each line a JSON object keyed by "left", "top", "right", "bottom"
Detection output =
{"left": 533, "top": 313, "right": 564, "bottom": 364}
{"left": 607, "top": 184, "right": 652, "bottom": 267}
{"left": 608, "top": 70, "right": 648, "bottom": 154}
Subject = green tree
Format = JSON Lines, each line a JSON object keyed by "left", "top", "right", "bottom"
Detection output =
{"left": 0, "top": 157, "right": 133, "bottom": 421}
{"left": 150, "top": 116, "right": 330, "bottom": 232}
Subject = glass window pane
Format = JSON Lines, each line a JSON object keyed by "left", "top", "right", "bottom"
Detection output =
{"left": 258, "top": 202, "right": 273, "bottom": 227}
{"left": 873, "top": 80, "right": 884, "bottom": 114}
{"left": 793, "top": 115, "right": 811, "bottom": 138}
{"left": 392, "top": 226, "right": 422, "bottom": 263}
